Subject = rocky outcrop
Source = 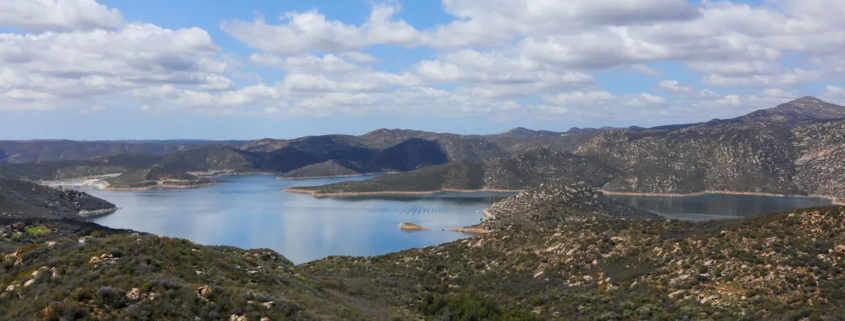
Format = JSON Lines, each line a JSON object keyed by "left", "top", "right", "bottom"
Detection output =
{"left": 475, "top": 183, "right": 661, "bottom": 231}
{"left": 397, "top": 222, "right": 429, "bottom": 231}
{"left": 0, "top": 178, "right": 117, "bottom": 219}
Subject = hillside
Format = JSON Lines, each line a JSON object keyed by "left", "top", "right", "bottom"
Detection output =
{"left": 482, "top": 148, "right": 621, "bottom": 189}
{"left": 0, "top": 178, "right": 116, "bottom": 219}
{"left": 291, "top": 148, "right": 621, "bottom": 195}
{"left": 475, "top": 183, "right": 661, "bottom": 231}
{"left": 0, "top": 140, "right": 245, "bottom": 164}
{"left": 289, "top": 162, "right": 486, "bottom": 195}
{"left": 0, "top": 154, "right": 162, "bottom": 181}
{"left": 105, "top": 167, "right": 215, "bottom": 190}
{"left": 278, "top": 160, "right": 361, "bottom": 179}
{"left": 576, "top": 119, "right": 845, "bottom": 203}
{"left": 651, "top": 96, "right": 845, "bottom": 130}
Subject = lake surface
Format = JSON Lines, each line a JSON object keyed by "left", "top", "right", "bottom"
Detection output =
{"left": 82, "top": 175, "right": 510, "bottom": 264}
{"left": 78, "top": 175, "right": 834, "bottom": 263}
{"left": 607, "top": 193, "right": 833, "bottom": 221}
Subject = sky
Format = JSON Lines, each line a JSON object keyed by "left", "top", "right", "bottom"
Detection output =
{"left": 1, "top": 0, "right": 845, "bottom": 140}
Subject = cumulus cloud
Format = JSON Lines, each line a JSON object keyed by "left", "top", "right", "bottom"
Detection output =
{"left": 0, "top": 0, "right": 124, "bottom": 32}
{"left": 3, "top": 0, "right": 844, "bottom": 124}
{"left": 656, "top": 80, "right": 692, "bottom": 93}
{"left": 221, "top": 3, "right": 419, "bottom": 55}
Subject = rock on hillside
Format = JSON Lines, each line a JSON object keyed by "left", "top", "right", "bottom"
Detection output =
{"left": 0, "top": 178, "right": 116, "bottom": 219}
{"left": 477, "top": 183, "right": 661, "bottom": 231}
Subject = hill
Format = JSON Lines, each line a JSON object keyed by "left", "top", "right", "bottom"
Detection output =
{"left": 475, "top": 183, "right": 661, "bottom": 231}
{"left": 278, "top": 160, "right": 362, "bottom": 179}
{"left": 0, "top": 140, "right": 245, "bottom": 164}
{"left": 0, "top": 178, "right": 116, "bottom": 219}
{"left": 291, "top": 148, "right": 621, "bottom": 195}
{"left": 104, "top": 167, "right": 215, "bottom": 190}
{"left": 288, "top": 162, "right": 486, "bottom": 195}
{"left": 576, "top": 118, "right": 845, "bottom": 203}
{"left": 0, "top": 154, "right": 162, "bottom": 181}
{"left": 651, "top": 96, "right": 845, "bottom": 130}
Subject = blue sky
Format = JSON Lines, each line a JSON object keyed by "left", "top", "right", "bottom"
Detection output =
{"left": 0, "top": 0, "right": 844, "bottom": 140}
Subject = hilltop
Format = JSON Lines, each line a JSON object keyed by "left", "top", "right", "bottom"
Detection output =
{"left": 652, "top": 96, "right": 845, "bottom": 130}
{"left": 474, "top": 183, "right": 661, "bottom": 231}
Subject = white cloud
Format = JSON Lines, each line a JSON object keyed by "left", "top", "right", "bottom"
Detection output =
{"left": 656, "top": 80, "right": 691, "bottom": 93}
{"left": 0, "top": 0, "right": 124, "bottom": 32}
{"left": 250, "top": 53, "right": 363, "bottom": 72}
{"left": 545, "top": 91, "right": 615, "bottom": 106}
{"left": 221, "top": 3, "right": 419, "bottom": 55}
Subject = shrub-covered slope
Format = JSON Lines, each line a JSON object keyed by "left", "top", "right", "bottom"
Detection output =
{"left": 293, "top": 148, "right": 621, "bottom": 194}
{"left": 476, "top": 183, "right": 661, "bottom": 231}
{"left": 576, "top": 119, "right": 845, "bottom": 202}
{"left": 0, "top": 178, "right": 116, "bottom": 219}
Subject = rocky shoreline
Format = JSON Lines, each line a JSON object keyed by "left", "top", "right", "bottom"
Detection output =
{"left": 103, "top": 180, "right": 218, "bottom": 191}
{"left": 78, "top": 207, "right": 119, "bottom": 218}
{"left": 277, "top": 173, "right": 371, "bottom": 180}
{"left": 398, "top": 222, "right": 429, "bottom": 231}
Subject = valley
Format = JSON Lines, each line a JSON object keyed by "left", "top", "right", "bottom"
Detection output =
{"left": 2, "top": 96, "right": 845, "bottom": 319}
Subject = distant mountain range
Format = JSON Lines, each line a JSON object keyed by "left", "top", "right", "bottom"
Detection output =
{"left": 294, "top": 97, "right": 845, "bottom": 203}
{"left": 1, "top": 96, "right": 844, "bottom": 197}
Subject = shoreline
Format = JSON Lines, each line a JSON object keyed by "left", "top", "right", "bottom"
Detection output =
{"left": 277, "top": 173, "right": 373, "bottom": 180}
{"left": 103, "top": 181, "right": 218, "bottom": 191}
{"left": 446, "top": 227, "right": 489, "bottom": 234}
{"left": 282, "top": 188, "right": 520, "bottom": 197}
{"left": 189, "top": 171, "right": 279, "bottom": 178}
{"left": 599, "top": 190, "right": 843, "bottom": 206}
{"left": 277, "top": 171, "right": 397, "bottom": 180}
{"left": 78, "top": 207, "right": 119, "bottom": 218}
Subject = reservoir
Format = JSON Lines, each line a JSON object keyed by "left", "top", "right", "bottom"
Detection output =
{"left": 79, "top": 174, "right": 833, "bottom": 263}
{"left": 83, "top": 175, "right": 509, "bottom": 264}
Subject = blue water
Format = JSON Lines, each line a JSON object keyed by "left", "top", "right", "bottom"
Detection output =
{"left": 82, "top": 175, "right": 510, "bottom": 263}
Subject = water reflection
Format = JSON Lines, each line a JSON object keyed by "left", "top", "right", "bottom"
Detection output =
{"left": 80, "top": 175, "right": 508, "bottom": 264}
